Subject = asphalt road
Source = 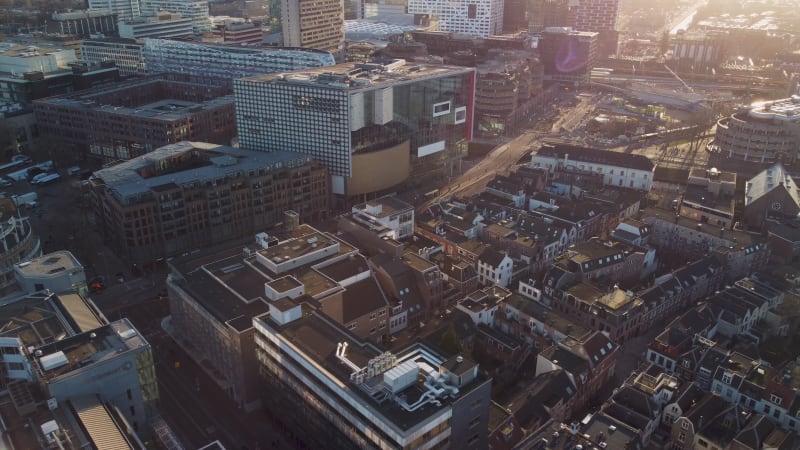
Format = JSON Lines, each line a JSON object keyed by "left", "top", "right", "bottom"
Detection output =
{"left": 419, "top": 93, "right": 600, "bottom": 210}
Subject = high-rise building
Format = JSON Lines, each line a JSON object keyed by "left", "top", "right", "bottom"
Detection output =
{"left": 234, "top": 60, "right": 475, "bottom": 198}
{"left": 141, "top": 0, "right": 212, "bottom": 33}
{"left": 407, "top": 0, "right": 503, "bottom": 37}
{"left": 572, "top": 0, "right": 619, "bottom": 55}
{"left": 87, "top": 0, "right": 141, "bottom": 21}
{"left": 528, "top": 0, "right": 569, "bottom": 33}
{"left": 118, "top": 12, "right": 195, "bottom": 39}
{"left": 538, "top": 27, "right": 597, "bottom": 84}
{"left": 142, "top": 38, "right": 335, "bottom": 84}
{"left": 281, "top": 0, "right": 344, "bottom": 54}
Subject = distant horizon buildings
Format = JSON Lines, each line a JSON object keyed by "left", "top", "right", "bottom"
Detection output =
{"left": 572, "top": 0, "right": 620, "bottom": 56}
{"left": 281, "top": 0, "right": 345, "bottom": 54}
{"left": 118, "top": 11, "right": 195, "bottom": 39}
{"left": 538, "top": 27, "right": 598, "bottom": 84}
{"left": 142, "top": 38, "right": 335, "bottom": 83}
{"left": 713, "top": 96, "right": 800, "bottom": 166}
{"left": 407, "top": 0, "right": 504, "bottom": 37}
{"left": 234, "top": 60, "right": 475, "bottom": 199}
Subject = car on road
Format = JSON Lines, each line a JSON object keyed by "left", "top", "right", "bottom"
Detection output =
{"left": 0, "top": 179, "right": 11, "bottom": 187}
{"left": 11, "top": 155, "right": 32, "bottom": 164}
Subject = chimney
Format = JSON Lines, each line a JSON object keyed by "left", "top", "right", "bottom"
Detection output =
{"left": 284, "top": 210, "right": 300, "bottom": 235}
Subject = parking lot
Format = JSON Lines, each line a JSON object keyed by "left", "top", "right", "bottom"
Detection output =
{"left": 2, "top": 165, "right": 130, "bottom": 283}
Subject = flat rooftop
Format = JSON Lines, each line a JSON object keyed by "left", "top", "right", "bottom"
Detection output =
{"left": 237, "top": 59, "right": 475, "bottom": 91}
{"left": 35, "top": 319, "right": 147, "bottom": 381}
{"left": 261, "top": 309, "right": 486, "bottom": 434}
{"left": 748, "top": 96, "right": 800, "bottom": 122}
{"left": 15, "top": 250, "right": 82, "bottom": 278}
{"left": 354, "top": 196, "right": 414, "bottom": 219}
{"left": 94, "top": 141, "right": 313, "bottom": 201}
{"left": 0, "top": 292, "right": 82, "bottom": 349}
{"left": 169, "top": 224, "right": 359, "bottom": 328}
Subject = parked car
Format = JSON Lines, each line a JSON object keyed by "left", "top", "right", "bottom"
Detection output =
{"left": 11, "top": 154, "right": 32, "bottom": 164}
{"left": 0, "top": 179, "right": 12, "bottom": 187}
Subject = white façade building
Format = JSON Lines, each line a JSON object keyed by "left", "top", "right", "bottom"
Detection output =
{"left": 81, "top": 38, "right": 146, "bottom": 77}
{"left": 530, "top": 143, "right": 655, "bottom": 191}
{"left": 407, "top": 0, "right": 503, "bottom": 37}
{"left": 118, "top": 12, "right": 194, "bottom": 39}
{"left": 143, "top": 38, "right": 335, "bottom": 81}
{"left": 141, "top": 0, "right": 212, "bottom": 33}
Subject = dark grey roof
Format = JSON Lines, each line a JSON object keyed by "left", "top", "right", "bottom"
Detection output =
{"left": 537, "top": 143, "right": 655, "bottom": 171}
{"left": 478, "top": 247, "right": 507, "bottom": 267}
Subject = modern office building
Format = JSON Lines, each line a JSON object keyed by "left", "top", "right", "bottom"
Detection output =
{"left": 572, "top": 0, "right": 619, "bottom": 55}
{"left": 0, "top": 291, "right": 158, "bottom": 437}
{"left": 281, "top": 0, "right": 344, "bottom": 53}
{"left": 0, "top": 41, "right": 121, "bottom": 106}
{"left": 0, "top": 199, "right": 41, "bottom": 298}
{"left": 141, "top": 0, "right": 212, "bottom": 33}
{"left": 32, "top": 319, "right": 159, "bottom": 435}
{"left": 671, "top": 32, "right": 725, "bottom": 71}
{"left": 712, "top": 96, "right": 800, "bottom": 165}
{"left": 81, "top": 38, "right": 146, "bottom": 76}
{"left": 407, "top": 0, "right": 503, "bottom": 37}
{"left": 33, "top": 74, "right": 236, "bottom": 162}
{"left": 48, "top": 9, "right": 119, "bottom": 37}
{"left": 165, "top": 223, "right": 392, "bottom": 410}
{"left": 90, "top": 141, "right": 329, "bottom": 264}
{"left": 253, "top": 301, "right": 492, "bottom": 449}
{"left": 118, "top": 12, "right": 195, "bottom": 39}
{"left": 88, "top": 0, "right": 141, "bottom": 21}
{"left": 143, "top": 38, "right": 335, "bottom": 84}
{"left": 538, "top": 27, "right": 598, "bottom": 84}
{"left": 234, "top": 59, "right": 475, "bottom": 199}
{"left": 528, "top": 0, "right": 569, "bottom": 33}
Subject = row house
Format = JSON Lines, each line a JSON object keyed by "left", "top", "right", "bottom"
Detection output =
{"left": 599, "top": 371, "right": 679, "bottom": 447}
{"left": 553, "top": 237, "right": 656, "bottom": 288}
{"left": 583, "top": 186, "right": 646, "bottom": 232}
{"left": 476, "top": 247, "right": 514, "bottom": 287}
{"left": 671, "top": 391, "right": 800, "bottom": 450}
{"left": 497, "top": 293, "right": 591, "bottom": 351}
{"left": 455, "top": 286, "right": 523, "bottom": 364}
{"left": 478, "top": 212, "right": 573, "bottom": 273}
{"left": 711, "top": 354, "right": 800, "bottom": 432}
{"left": 370, "top": 253, "right": 428, "bottom": 333}
{"left": 706, "top": 285, "right": 773, "bottom": 339}
{"left": 643, "top": 207, "right": 770, "bottom": 281}
{"left": 646, "top": 304, "right": 719, "bottom": 377}
{"left": 430, "top": 253, "right": 478, "bottom": 298}
{"left": 506, "top": 369, "right": 576, "bottom": 432}
{"left": 529, "top": 197, "right": 611, "bottom": 243}
{"left": 546, "top": 253, "right": 723, "bottom": 344}
{"left": 484, "top": 175, "right": 529, "bottom": 209}
{"left": 535, "top": 331, "right": 619, "bottom": 415}
{"left": 611, "top": 219, "right": 651, "bottom": 247}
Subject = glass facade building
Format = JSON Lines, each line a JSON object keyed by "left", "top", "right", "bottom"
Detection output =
{"left": 143, "top": 38, "right": 335, "bottom": 84}
{"left": 235, "top": 60, "right": 475, "bottom": 196}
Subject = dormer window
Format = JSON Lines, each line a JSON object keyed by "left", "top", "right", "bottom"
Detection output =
{"left": 722, "top": 372, "right": 733, "bottom": 384}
